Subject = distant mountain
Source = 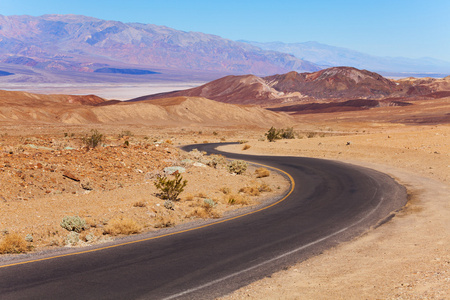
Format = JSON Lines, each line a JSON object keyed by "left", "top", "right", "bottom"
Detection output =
{"left": 0, "top": 14, "right": 319, "bottom": 78}
{"left": 242, "top": 40, "right": 450, "bottom": 75}
{"left": 131, "top": 67, "right": 449, "bottom": 106}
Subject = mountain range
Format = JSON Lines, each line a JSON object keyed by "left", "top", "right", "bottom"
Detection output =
{"left": 0, "top": 14, "right": 448, "bottom": 86}
{"left": 242, "top": 41, "right": 450, "bottom": 75}
{"left": 0, "top": 14, "right": 318, "bottom": 79}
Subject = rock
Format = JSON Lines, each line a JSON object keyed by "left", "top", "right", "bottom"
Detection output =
{"left": 193, "top": 162, "right": 206, "bottom": 167}
{"left": 164, "top": 166, "right": 186, "bottom": 176}
{"left": 63, "top": 171, "right": 80, "bottom": 182}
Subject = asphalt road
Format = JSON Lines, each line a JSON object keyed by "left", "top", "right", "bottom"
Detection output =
{"left": 0, "top": 143, "right": 407, "bottom": 299}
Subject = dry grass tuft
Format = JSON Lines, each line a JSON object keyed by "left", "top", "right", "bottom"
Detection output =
{"left": 242, "top": 144, "right": 251, "bottom": 150}
{"left": 103, "top": 218, "right": 142, "bottom": 236}
{"left": 154, "top": 215, "right": 176, "bottom": 228}
{"left": 255, "top": 167, "right": 270, "bottom": 178}
{"left": 133, "top": 201, "right": 147, "bottom": 207}
{"left": 0, "top": 233, "right": 30, "bottom": 254}
{"left": 225, "top": 193, "right": 249, "bottom": 205}
{"left": 239, "top": 186, "right": 261, "bottom": 196}
{"left": 258, "top": 183, "right": 273, "bottom": 193}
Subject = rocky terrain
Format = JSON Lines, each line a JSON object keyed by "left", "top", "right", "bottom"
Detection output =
{"left": 0, "top": 130, "right": 288, "bottom": 251}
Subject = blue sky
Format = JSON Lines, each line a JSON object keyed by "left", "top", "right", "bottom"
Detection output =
{"left": 2, "top": 0, "right": 450, "bottom": 61}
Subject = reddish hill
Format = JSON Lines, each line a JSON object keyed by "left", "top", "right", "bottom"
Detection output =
{"left": 131, "top": 67, "right": 442, "bottom": 106}
{"left": 264, "top": 67, "right": 401, "bottom": 99}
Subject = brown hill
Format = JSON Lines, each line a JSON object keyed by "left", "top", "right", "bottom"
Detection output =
{"left": 0, "top": 90, "right": 291, "bottom": 127}
{"left": 131, "top": 67, "right": 443, "bottom": 106}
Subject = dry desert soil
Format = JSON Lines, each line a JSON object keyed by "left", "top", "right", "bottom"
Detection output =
{"left": 0, "top": 92, "right": 449, "bottom": 299}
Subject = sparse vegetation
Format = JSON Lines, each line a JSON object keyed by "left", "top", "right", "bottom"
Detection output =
{"left": 103, "top": 218, "right": 142, "bottom": 236}
{"left": 82, "top": 129, "right": 104, "bottom": 149}
{"left": 60, "top": 216, "right": 87, "bottom": 233}
{"left": 242, "top": 144, "right": 251, "bottom": 150}
{"left": 239, "top": 186, "right": 260, "bottom": 196}
{"left": 280, "top": 127, "right": 295, "bottom": 139}
{"left": 265, "top": 126, "right": 281, "bottom": 142}
{"left": 266, "top": 127, "right": 296, "bottom": 141}
{"left": 226, "top": 193, "right": 248, "bottom": 205}
{"left": 133, "top": 201, "right": 147, "bottom": 208}
{"left": 0, "top": 233, "right": 30, "bottom": 254}
{"left": 164, "top": 200, "right": 175, "bottom": 210}
{"left": 118, "top": 130, "right": 133, "bottom": 138}
{"left": 154, "top": 173, "right": 188, "bottom": 201}
{"left": 255, "top": 167, "right": 270, "bottom": 178}
{"left": 227, "top": 160, "right": 248, "bottom": 175}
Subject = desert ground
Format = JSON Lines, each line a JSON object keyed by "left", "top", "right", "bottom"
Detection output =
{"left": 0, "top": 88, "right": 448, "bottom": 299}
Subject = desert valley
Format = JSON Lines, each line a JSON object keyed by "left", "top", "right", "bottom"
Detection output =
{"left": 0, "top": 12, "right": 449, "bottom": 300}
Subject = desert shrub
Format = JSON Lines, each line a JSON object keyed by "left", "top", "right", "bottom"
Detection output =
{"left": 258, "top": 183, "right": 273, "bottom": 193}
{"left": 60, "top": 216, "right": 87, "bottom": 233}
{"left": 265, "top": 126, "right": 281, "bottom": 142}
{"left": 238, "top": 140, "right": 248, "bottom": 144}
{"left": 227, "top": 160, "right": 248, "bottom": 175}
{"left": 188, "top": 208, "right": 209, "bottom": 219}
{"left": 164, "top": 200, "right": 175, "bottom": 210}
{"left": 133, "top": 201, "right": 147, "bottom": 207}
{"left": 154, "top": 173, "right": 187, "bottom": 201}
{"left": 206, "top": 154, "right": 227, "bottom": 168}
{"left": 104, "top": 218, "right": 142, "bottom": 236}
{"left": 242, "top": 144, "right": 251, "bottom": 150}
{"left": 65, "top": 231, "right": 79, "bottom": 246}
{"left": 226, "top": 193, "right": 249, "bottom": 205}
{"left": 154, "top": 216, "right": 175, "bottom": 228}
{"left": 0, "top": 233, "right": 30, "bottom": 254}
{"left": 203, "top": 198, "right": 217, "bottom": 208}
{"left": 306, "top": 132, "right": 316, "bottom": 138}
{"left": 280, "top": 127, "right": 296, "bottom": 139}
{"left": 82, "top": 129, "right": 104, "bottom": 149}
{"left": 239, "top": 186, "right": 260, "bottom": 196}
{"left": 118, "top": 130, "right": 133, "bottom": 138}
{"left": 255, "top": 167, "right": 270, "bottom": 178}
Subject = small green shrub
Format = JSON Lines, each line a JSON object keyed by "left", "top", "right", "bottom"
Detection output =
{"left": 206, "top": 154, "right": 227, "bottom": 168}
{"left": 203, "top": 198, "right": 217, "bottom": 208}
{"left": 265, "top": 127, "right": 281, "bottom": 142}
{"left": 227, "top": 160, "right": 248, "bottom": 175}
{"left": 280, "top": 127, "right": 295, "bottom": 139}
{"left": 60, "top": 216, "right": 87, "bottom": 233}
{"left": 154, "top": 173, "right": 187, "bottom": 201}
{"left": 164, "top": 200, "right": 175, "bottom": 210}
{"left": 82, "top": 129, "right": 104, "bottom": 149}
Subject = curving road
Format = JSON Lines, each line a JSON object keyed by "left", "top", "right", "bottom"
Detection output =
{"left": 0, "top": 143, "right": 406, "bottom": 299}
